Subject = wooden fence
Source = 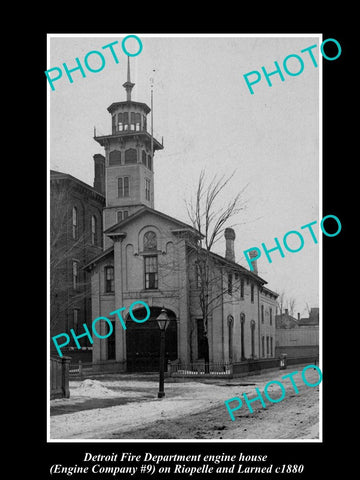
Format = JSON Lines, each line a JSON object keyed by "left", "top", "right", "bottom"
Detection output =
{"left": 50, "top": 356, "right": 71, "bottom": 399}
{"left": 169, "top": 355, "right": 318, "bottom": 379}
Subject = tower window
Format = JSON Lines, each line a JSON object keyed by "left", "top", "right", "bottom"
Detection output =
{"left": 142, "top": 150, "right": 147, "bottom": 165}
{"left": 147, "top": 154, "right": 152, "bottom": 171}
{"left": 123, "top": 112, "right": 129, "bottom": 130}
{"left": 143, "top": 114, "right": 147, "bottom": 131}
{"left": 112, "top": 115, "right": 116, "bottom": 134}
{"left": 144, "top": 255, "right": 158, "bottom": 289}
{"left": 135, "top": 113, "right": 141, "bottom": 131}
{"left": 251, "top": 283, "right": 254, "bottom": 303}
{"left": 118, "top": 177, "right": 130, "bottom": 197}
{"left": 109, "top": 150, "right": 121, "bottom": 166}
{"left": 72, "top": 206, "right": 78, "bottom": 240}
{"left": 261, "top": 304, "right": 264, "bottom": 323}
{"left": 125, "top": 148, "right": 137, "bottom": 164}
{"left": 130, "top": 112, "right": 135, "bottom": 130}
{"left": 270, "top": 308, "right": 273, "bottom": 325}
{"left": 117, "top": 112, "right": 123, "bottom": 131}
{"left": 145, "top": 178, "right": 151, "bottom": 201}
{"left": 105, "top": 266, "right": 114, "bottom": 293}
{"left": 91, "top": 215, "right": 97, "bottom": 245}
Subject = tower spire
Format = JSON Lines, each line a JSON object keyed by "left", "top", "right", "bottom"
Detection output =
{"left": 122, "top": 56, "right": 135, "bottom": 101}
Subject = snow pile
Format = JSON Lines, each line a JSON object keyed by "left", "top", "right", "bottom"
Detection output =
{"left": 76, "top": 379, "right": 120, "bottom": 398}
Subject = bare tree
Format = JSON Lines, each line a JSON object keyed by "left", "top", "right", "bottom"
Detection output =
{"left": 185, "top": 169, "right": 247, "bottom": 371}
{"left": 286, "top": 297, "right": 296, "bottom": 317}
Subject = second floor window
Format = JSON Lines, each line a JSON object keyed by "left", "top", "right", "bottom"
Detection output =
{"left": 144, "top": 255, "right": 158, "bottom": 289}
{"left": 105, "top": 266, "right": 114, "bottom": 293}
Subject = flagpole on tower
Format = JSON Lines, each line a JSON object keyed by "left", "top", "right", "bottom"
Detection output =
{"left": 150, "top": 70, "right": 155, "bottom": 167}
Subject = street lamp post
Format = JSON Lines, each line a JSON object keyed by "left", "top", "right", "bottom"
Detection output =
{"left": 156, "top": 308, "right": 170, "bottom": 398}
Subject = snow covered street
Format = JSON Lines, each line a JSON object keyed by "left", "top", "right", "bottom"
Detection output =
{"left": 49, "top": 364, "right": 321, "bottom": 440}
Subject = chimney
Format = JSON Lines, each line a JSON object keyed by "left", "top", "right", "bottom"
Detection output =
{"left": 285, "top": 308, "right": 289, "bottom": 315}
{"left": 224, "top": 228, "right": 236, "bottom": 262}
{"left": 249, "top": 250, "right": 259, "bottom": 274}
{"left": 93, "top": 154, "right": 105, "bottom": 196}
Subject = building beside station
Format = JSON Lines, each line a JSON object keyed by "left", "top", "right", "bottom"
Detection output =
{"left": 50, "top": 169, "right": 105, "bottom": 360}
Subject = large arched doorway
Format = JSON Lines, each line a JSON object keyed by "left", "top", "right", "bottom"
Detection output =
{"left": 126, "top": 306, "right": 178, "bottom": 372}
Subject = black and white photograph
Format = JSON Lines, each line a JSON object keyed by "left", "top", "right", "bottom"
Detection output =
{"left": 48, "top": 34, "right": 325, "bottom": 444}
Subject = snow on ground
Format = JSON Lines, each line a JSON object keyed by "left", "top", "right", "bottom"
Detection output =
{"left": 49, "top": 365, "right": 321, "bottom": 440}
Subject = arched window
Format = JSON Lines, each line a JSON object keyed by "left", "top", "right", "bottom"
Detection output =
{"left": 228, "top": 315, "right": 234, "bottom": 363}
{"left": 240, "top": 313, "right": 245, "bottom": 361}
{"left": 72, "top": 206, "right": 78, "bottom": 240}
{"left": 109, "top": 150, "right": 121, "bottom": 166}
{"left": 142, "top": 150, "right": 147, "bottom": 165}
{"left": 125, "top": 148, "right": 137, "bottom": 164}
{"left": 143, "top": 231, "right": 157, "bottom": 251}
{"left": 250, "top": 320, "right": 256, "bottom": 358}
{"left": 91, "top": 215, "right": 97, "bottom": 245}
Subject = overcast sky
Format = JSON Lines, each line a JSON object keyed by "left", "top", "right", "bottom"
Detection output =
{"left": 48, "top": 34, "right": 322, "bottom": 316}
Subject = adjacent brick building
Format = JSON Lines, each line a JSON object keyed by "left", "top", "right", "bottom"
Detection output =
{"left": 50, "top": 169, "right": 105, "bottom": 360}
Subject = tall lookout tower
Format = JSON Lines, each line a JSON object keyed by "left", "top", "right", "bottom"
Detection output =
{"left": 94, "top": 57, "right": 163, "bottom": 232}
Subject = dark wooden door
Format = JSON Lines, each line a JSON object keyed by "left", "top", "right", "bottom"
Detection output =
{"left": 126, "top": 308, "right": 177, "bottom": 372}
